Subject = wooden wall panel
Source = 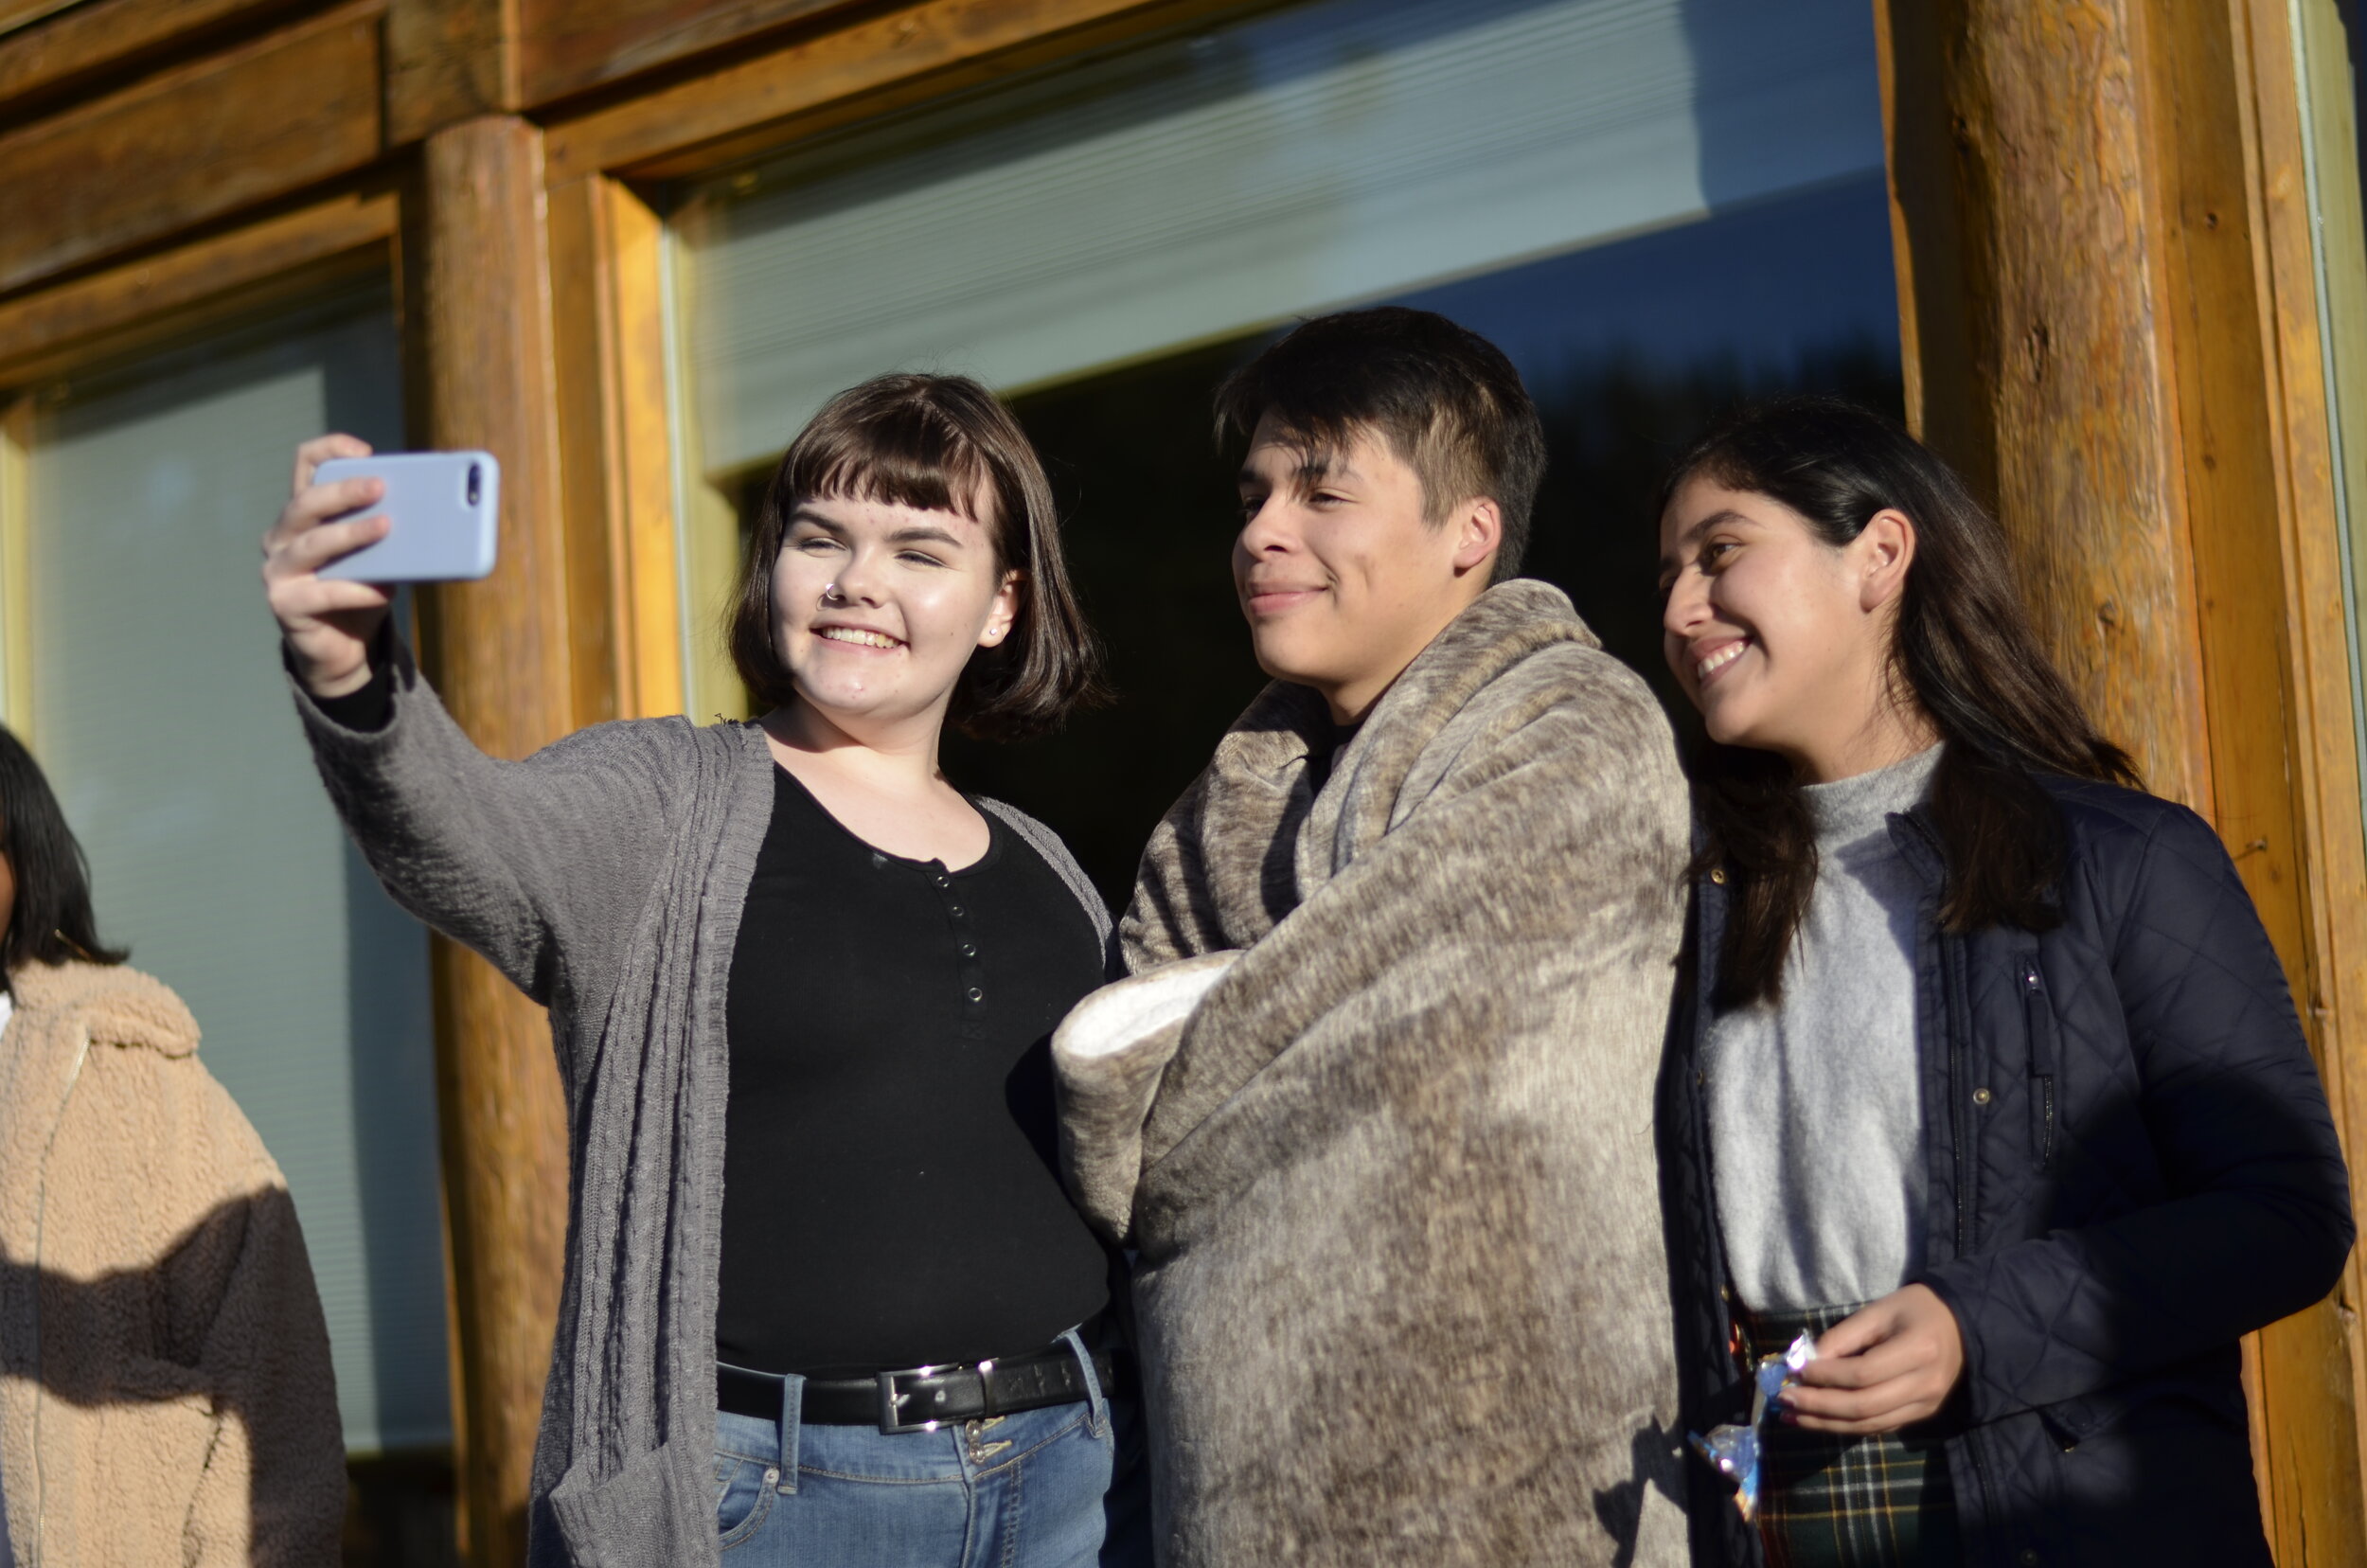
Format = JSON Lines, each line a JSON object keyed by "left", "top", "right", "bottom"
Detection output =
{"left": 0, "top": 0, "right": 79, "bottom": 34}
{"left": 543, "top": 0, "right": 1245, "bottom": 182}
{"left": 0, "top": 397, "right": 29, "bottom": 730}
{"left": 0, "top": 188, "right": 395, "bottom": 384}
{"left": 0, "top": 0, "right": 309, "bottom": 115}
{"left": 517, "top": 0, "right": 854, "bottom": 107}
{"left": 0, "top": 2, "right": 383, "bottom": 294}
{"left": 406, "top": 114, "right": 573, "bottom": 1568}
{"left": 2144, "top": 1, "right": 2367, "bottom": 1555}
{"left": 2237, "top": 0, "right": 2367, "bottom": 1523}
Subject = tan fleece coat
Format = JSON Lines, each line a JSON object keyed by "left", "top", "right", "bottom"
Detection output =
{"left": 0, "top": 960, "right": 344, "bottom": 1566}
{"left": 1055, "top": 581, "right": 1691, "bottom": 1567}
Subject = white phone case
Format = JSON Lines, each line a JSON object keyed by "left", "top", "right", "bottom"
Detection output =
{"left": 315, "top": 452, "right": 500, "bottom": 582}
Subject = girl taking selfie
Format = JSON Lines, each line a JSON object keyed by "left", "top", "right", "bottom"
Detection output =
{"left": 1654, "top": 398, "right": 2353, "bottom": 1568}
{"left": 263, "top": 376, "right": 1145, "bottom": 1568}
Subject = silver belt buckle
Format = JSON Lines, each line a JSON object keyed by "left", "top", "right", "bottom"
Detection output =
{"left": 877, "top": 1364, "right": 946, "bottom": 1434}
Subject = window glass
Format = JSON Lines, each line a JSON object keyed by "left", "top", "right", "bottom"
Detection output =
{"left": 15, "top": 284, "right": 449, "bottom": 1454}
{"left": 674, "top": 0, "right": 1886, "bottom": 472}
{"left": 670, "top": 0, "right": 1899, "bottom": 900}
{"left": 973, "top": 175, "right": 1900, "bottom": 901}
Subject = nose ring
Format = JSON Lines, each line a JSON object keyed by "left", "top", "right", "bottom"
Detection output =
{"left": 820, "top": 582, "right": 845, "bottom": 606}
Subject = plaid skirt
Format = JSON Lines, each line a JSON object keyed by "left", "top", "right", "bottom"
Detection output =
{"left": 1738, "top": 1304, "right": 1964, "bottom": 1568}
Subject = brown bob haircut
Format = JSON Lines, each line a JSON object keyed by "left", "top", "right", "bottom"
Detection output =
{"left": 1213, "top": 306, "right": 1546, "bottom": 582}
{"left": 728, "top": 373, "right": 1103, "bottom": 741}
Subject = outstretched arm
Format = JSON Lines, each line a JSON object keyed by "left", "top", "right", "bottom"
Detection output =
{"left": 268, "top": 437, "right": 682, "bottom": 1003}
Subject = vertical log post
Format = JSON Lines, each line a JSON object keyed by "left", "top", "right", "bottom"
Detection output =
{"left": 1878, "top": 0, "right": 2214, "bottom": 802}
{"left": 405, "top": 114, "right": 574, "bottom": 1568}
{"left": 1878, "top": 2, "right": 2367, "bottom": 1561}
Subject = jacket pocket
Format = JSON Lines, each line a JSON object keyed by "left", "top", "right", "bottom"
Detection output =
{"left": 2021, "top": 959, "right": 2058, "bottom": 1174}
{"left": 95, "top": 1369, "right": 221, "bottom": 1562}
{"left": 2036, "top": 1384, "right": 2128, "bottom": 1451}
{"left": 2036, "top": 1365, "right": 2247, "bottom": 1452}
{"left": 550, "top": 1438, "right": 708, "bottom": 1568}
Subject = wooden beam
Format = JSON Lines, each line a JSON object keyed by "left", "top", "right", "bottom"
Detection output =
{"left": 1882, "top": 1, "right": 2367, "bottom": 1559}
{"left": 542, "top": 0, "right": 1253, "bottom": 183}
{"left": 405, "top": 114, "right": 573, "bottom": 1568}
{"left": 0, "top": 1, "right": 384, "bottom": 296}
{"left": 546, "top": 172, "right": 685, "bottom": 724}
{"left": 0, "top": 0, "right": 80, "bottom": 35}
{"left": 0, "top": 187, "right": 397, "bottom": 386}
{"left": 0, "top": 0, "right": 310, "bottom": 116}
{"left": 517, "top": 0, "right": 857, "bottom": 109}
{"left": 385, "top": 0, "right": 516, "bottom": 147}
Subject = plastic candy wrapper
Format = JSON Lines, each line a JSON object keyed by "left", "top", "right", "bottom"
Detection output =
{"left": 1688, "top": 1329, "right": 1819, "bottom": 1521}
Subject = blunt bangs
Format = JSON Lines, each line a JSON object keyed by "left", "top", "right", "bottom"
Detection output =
{"left": 727, "top": 374, "right": 1104, "bottom": 740}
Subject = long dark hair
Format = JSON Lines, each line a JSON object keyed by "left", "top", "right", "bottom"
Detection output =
{"left": 0, "top": 724, "right": 127, "bottom": 976}
{"left": 1664, "top": 398, "right": 2136, "bottom": 1009}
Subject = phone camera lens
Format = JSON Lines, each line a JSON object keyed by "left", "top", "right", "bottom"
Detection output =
{"left": 466, "top": 464, "right": 482, "bottom": 507}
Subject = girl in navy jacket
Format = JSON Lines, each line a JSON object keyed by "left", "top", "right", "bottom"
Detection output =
{"left": 1653, "top": 398, "right": 2353, "bottom": 1568}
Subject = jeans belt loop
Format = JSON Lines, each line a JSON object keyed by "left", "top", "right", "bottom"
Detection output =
{"left": 1060, "top": 1325, "right": 1109, "bottom": 1436}
{"left": 775, "top": 1371, "right": 803, "bottom": 1490}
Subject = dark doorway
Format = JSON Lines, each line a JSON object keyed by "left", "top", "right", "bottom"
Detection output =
{"left": 948, "top": 175, "right": 1906, "bottom": 909}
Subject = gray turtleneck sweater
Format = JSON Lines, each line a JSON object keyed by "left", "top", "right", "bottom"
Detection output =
{"left": 1705, "top": 744, "right": 1944, "bottom": 1313}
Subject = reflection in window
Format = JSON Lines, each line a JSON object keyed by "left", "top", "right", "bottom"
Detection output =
{"left": 667, "top": 0, "right": 1900, "bottom": 902}
{"left": 955, "top": 176, "right": 1903, "bottom": 904}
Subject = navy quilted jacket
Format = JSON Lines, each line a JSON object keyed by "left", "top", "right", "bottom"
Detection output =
{"left": 1662, "top": 777, "right": 2354, "bottom": 1568}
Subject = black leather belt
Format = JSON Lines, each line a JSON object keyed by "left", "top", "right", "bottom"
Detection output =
{"left": 718, "top": 1341, "right": 1130, "bottom": 1434}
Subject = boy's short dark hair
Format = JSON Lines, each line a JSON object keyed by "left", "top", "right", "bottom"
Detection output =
{"left": 728, "top": 373, "right": 1102, "bottom": 740}
{"left": 1214, "top": 307, "right": 1546, "bottom": 581}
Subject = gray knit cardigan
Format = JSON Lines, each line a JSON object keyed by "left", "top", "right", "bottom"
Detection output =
{"left": 293, "top": 640, "right": 1111, "bottom": 1568}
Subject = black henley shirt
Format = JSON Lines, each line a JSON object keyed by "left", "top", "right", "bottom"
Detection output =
{"left": 714, "top": 765, "right": 1113, "bottom": 1378}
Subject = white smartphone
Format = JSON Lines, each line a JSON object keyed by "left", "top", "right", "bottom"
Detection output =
{"left": 315, "top": 451, "right": 500, "bottom": 582}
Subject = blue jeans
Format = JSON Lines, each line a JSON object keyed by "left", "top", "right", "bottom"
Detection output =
{"left": 711, "top": 1334, "right": 1150, "bottom": 1567}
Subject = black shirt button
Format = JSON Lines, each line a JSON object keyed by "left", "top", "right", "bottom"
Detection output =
{"left": 949, "top": 904, "right": 965, "bottom": 918}
{"left": 966, "top": 987, "right": 984, "bottom": 1003}
{"left": 960, "top": 943, "right": 977, "bottom": 958}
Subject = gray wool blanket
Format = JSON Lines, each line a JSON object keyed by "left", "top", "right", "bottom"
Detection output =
{"left": 291, "top": 639, "right": 1109, "bottom": 1568}
{"left": 1055, "top": 580, "right": 1692, "bottom": 1567}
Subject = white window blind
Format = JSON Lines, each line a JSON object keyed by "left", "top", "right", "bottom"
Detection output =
{"left": 672, "top": 0, "right": 1886, "bottom": 478}
{"left": 17, "top": 287, "right": 449, "bottom": 1454}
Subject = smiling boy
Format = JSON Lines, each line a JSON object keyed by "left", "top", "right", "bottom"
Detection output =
{"left": 1052, "top": 309, "right": 1693, "bottom": 1567}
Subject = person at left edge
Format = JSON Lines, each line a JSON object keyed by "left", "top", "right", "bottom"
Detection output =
{"left": 261, "top": 375, "right": 1148, "bottom": 1568}
{"left": 0, "top": 724, "right": 345, "bottom": 1566}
